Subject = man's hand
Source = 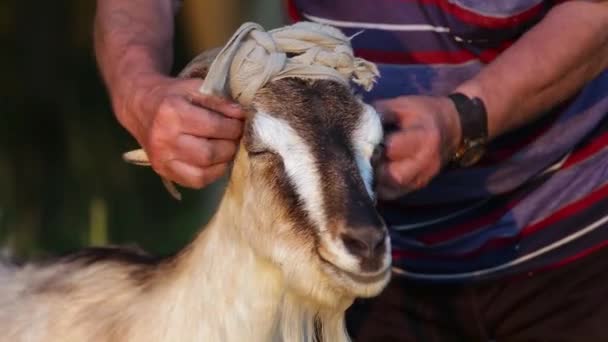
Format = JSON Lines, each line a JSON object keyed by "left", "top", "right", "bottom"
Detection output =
{"left": 375, "top": 96, "right": 460, "bottom": 200}
{"left": 95, "top": 0, "right": 247, "bottom": 190}
{"left": 121, "top": 74, "right": 246, "bottom": 189}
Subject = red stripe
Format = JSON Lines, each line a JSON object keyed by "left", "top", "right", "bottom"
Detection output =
{"left": 413, "top": 0, "right": 546, "bottom": 29}
{"left": 561, "top": 131, "right": 608, "bottom": 169}
{"left": 355, "top": 49, "right": 476, "bottom": 64}
{"left": 478, "top": 41, "right": 513, "bottom": 62}
{"left": 539, "top": 239, "right": 608, "bottom": 271}
{"left": 285, "top": 0, "right": 303, "bottom": 22}
{"left": 521, "top": 182, "right": 608, "bottom": 236}
{"left": 355, "top": 42, "right": 510, "bottom": 65}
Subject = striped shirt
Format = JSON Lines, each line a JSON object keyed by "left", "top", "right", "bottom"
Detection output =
{"left": 289, "top": 0, "right": 608, "bottom": 282}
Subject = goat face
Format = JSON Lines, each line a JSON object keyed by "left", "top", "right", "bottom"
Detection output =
{"left": 232, "top": 78, "right": 390, "bottom": 304}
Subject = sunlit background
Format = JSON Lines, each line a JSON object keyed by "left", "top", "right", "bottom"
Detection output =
{"left": 0, "top": 0, "right": 284, "bottom": 258}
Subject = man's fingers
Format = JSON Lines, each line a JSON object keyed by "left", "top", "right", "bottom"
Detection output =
{"left": 374, "top": 99, "right": 398, "bottom": 125}
{"left": 376, "top": 184, "right": 405, "bottom": 201}
{"left": 176, "top": 78, "right": 246, "bottom": 119}
{"left": 377, "top": 160, "right": 418, "bottom": 188}
{"left": 375, "top": 160, "right": 423, "bottom": 200}
{"left": 174, "top": 135, "right": 238, "bottom": 167}
{"left": 383, "top": 131, "right": 423, "bottom": 161}
{"left": 376, "top": 160, "right": 414, "bottom": 200}
{"left": 177, "top": 101, "right": 244, "bottom": 140}
{"left": 375, "top": 98, "right": 423, "bottom": 128}
{"left": 186, "top": 92, "right": 245, "bottom": 121}
{"left": 166, "top": 160, "right": 229, "bottom": 189}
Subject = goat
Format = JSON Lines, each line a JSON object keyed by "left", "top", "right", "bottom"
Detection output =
{"left": 0, "top": 25, "right": 391, "bottom": 342}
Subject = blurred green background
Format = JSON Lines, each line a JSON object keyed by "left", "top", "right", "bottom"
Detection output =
{"left": 0, "top": 0, "right": 283, "bottom": 258}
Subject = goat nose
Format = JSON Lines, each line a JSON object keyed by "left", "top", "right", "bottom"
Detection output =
{"left": 341, "top": 228, "right": 386, "bottom": 259}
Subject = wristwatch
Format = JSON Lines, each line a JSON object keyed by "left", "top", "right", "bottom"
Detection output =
{"left": 447, "top": 93, "right": 489, "bottom": 167}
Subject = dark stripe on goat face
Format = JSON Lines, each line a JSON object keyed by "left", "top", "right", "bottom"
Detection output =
{"left": 280, "top": 80, "right": 378, "bottom": 234}
{"left": 312, "top": 128, "right": 386, "bottom": 272}
{"left": 313, "top": 126, "right": 382, "bottom": 236}
{"left": 253, "top": 78, "right": 377, "bottom": 237}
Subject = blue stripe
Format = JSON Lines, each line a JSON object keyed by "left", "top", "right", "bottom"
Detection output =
{"left": 359, "top": 62, "right": 482, "bottom": 102}
{"left": 346, "top": 28, "right": 458, "bottom": 53}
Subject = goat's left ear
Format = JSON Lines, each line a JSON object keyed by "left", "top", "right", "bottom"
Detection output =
{"left": 350, "top": 58, "right": 380, "bottom": 91}
{"left": 178, "top": 47, "right": 222, "bottom": 79}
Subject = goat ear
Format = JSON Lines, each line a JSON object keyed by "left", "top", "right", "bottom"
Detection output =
{"left": 122, "top": 149, "right": 182, "bottom": 201}
{"left": 178, "top": 47, "right": 222, "bottom": 79}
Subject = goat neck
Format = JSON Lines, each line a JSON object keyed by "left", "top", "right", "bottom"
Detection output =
{"left": 151, "top": 178, "right": 283, "bottom": 341}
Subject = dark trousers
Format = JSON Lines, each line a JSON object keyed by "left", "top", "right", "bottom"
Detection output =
{"left": 346, "top": 248, "right": 608, "bottom": 342}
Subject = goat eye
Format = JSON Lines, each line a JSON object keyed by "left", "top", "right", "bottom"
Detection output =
{"left": 245, "top": 141, "right": 273, "bottom": 157}
{"left": 247, "top": 149, "right": 275, "bottom": 157}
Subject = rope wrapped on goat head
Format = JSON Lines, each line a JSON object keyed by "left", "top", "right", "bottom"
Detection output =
{"left": 123, "top": 21, "right": 380, "bottom": 199}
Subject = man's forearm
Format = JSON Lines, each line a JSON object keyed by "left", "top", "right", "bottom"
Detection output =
{"left": 94, "top": 0, "right": 181, "bottom": 128}
{"left": 456, "top": 1, "right": 608, "bottom": 139}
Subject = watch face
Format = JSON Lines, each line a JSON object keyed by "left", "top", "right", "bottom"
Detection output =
{"left": 459, "top": 142, "right": 486, "bottom": 167}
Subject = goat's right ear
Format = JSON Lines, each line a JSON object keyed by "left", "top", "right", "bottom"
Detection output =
{"left": 122, "top": 149, "right": 183, "bottom": 201}
{"left": 178, "top": 47, "right": 222, "bottom": 79}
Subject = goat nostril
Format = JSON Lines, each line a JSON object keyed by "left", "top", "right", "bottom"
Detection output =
{"left": 341, "top": 229, "right": 386, "bottom": 259}
{"left": 342, "top": 235, "right": 370, "bottom": 257}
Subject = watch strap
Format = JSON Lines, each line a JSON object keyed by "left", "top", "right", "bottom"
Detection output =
{"left": 447, "top": 93, "right": 488, "bottom": 142}
{"left": 447, "top": 93, "right": 489, "bottom": 166}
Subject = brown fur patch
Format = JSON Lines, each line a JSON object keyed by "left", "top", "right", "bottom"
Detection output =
{"left": 52, "top": 246, "right": 170, "bottom": 287}
{"left": 178, "top": 47, "right": 221, "bottom": 79}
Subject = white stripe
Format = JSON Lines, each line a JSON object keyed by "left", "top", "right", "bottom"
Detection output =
{"left": 352, "top": 104, "right": 383, "bottom": 197}
{"left": 252, "top": 112, "right": 326, "bottom": 229}
{"left": 539, "top": 152, "right": 571, "bottom": 176}
{"left": 392, "top": 213, "right": 608, "bottom": 280}
{"left": 302, "top": 13, "right": 451, "bottom": 33}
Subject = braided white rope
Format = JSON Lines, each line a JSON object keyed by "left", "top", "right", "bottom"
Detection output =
{"left": 205, "top": 21, "right": 379, "bottom": 105}
{"left": 123, "top": 21, "right": 379, "bottom": 199}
